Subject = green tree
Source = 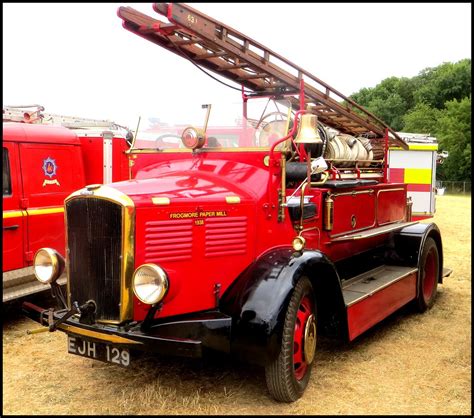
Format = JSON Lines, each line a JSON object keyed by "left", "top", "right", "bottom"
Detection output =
{"left": 435, "top": 96, "right": 471, "bottom": 181}
{"left": 414, "top": 59, "right": 471, "bottom": 109}
{"left": 350, "top": 77, "right": 414, "bottom": 130}
{"left": 349, "top": 59, "right": 471, "bottom": 180}
{"left": 402, "top": 102, "right": 441, "bottom": 134}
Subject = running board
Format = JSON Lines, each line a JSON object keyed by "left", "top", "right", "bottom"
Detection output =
{"left": 342, "top": 265, "right": 418, "bottom": 341}
{"left": 330, "top": 221, "right": 418, "bottom": 242}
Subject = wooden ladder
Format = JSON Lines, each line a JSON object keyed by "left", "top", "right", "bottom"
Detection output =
{"left": 117, "top": 3, "right": 408, "bottom": 153}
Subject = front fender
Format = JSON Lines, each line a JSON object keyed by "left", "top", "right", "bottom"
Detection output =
{"left": 219, "top": 247, "right": 344, "bottom": 366}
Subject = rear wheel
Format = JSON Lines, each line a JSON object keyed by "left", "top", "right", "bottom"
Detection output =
{"left": 265, "top": 276, "right": 316, "bottom": 402}
{"left": 415, "top": 237, "right": 439, "bottom": 312}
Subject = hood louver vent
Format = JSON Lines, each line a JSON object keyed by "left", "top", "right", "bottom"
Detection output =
{"left": 145, "top": 219, "right": 193, "bottom": 263}
{"left": 205, "top": 216, "right": 248, "bottom": 258}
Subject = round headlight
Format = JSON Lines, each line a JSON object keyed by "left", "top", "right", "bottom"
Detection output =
{"left": 34, "top": 248, "right": 65, "bottom": 284}
{"left": 292, "top": 235, "right": 306, "bottom": 252}
{"left": 132, "top": 264, "right": 169, "bottom": 305}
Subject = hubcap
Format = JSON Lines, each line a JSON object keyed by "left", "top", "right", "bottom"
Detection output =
{"left": 303, "top": 314, "right": 316, "bottom": 364}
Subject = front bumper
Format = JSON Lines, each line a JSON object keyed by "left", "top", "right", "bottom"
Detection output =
{"left": 22, "top": 301, "right": 232, "bottom": 358}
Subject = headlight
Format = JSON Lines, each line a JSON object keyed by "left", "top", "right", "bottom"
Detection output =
{"left": 132, "top": 264, "right": 169, "bottom": 305}
{"left": 292, "top": 235, "right": 306, "bottom": 252}
{"left": 33, "top": 248, "right": 65, "bottom": 284}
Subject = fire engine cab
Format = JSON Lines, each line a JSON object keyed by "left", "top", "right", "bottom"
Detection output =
{"left": 23, "top": 3, "right": 452, "bottom": 402}
{"left": 3, "top": 105, "right": 133, "bottom": 302}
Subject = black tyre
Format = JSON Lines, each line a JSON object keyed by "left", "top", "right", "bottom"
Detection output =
{"left": 415, "top": 236, "right": 440, "bottom": 312}
{"left": 265, "top": 276, "right": 316, "bottom": 402}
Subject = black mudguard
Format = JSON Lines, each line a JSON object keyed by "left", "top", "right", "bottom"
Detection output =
{"left": 219, "top": 248, "right": 346, "bottom": 366}
{"left": 394, "top": 222, "right": 444, "bottom": 283}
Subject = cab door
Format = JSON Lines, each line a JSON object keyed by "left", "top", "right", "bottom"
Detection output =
{"left": 2, "top": 143, "right": 26, "bottom": 271}
{"left": 19, "top": 142, "right": 85, "bottom": 259}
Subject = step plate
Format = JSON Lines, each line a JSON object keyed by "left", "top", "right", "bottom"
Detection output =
{"left": 342, "top": 265, "right": 418, "bottom": 341}
{"left": 342, "top": 265, "right": 418, "bottom": 306}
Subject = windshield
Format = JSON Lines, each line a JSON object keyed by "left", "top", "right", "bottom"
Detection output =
{"left": 131, "top": 98, "right": 293, "bottom": 151}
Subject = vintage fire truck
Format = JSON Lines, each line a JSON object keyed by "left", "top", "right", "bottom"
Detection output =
{"left": 23, "top": 3, "right": 452, "bottom": 402}
{"left": 3, "top": 105, "right": 133, "bottom": 302}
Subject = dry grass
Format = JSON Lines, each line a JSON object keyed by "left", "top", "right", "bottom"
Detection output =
{"left": 3, "top": 194, "right": 471, "bottom": 415}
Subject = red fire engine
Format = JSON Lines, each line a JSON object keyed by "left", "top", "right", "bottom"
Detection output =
{"left": 23, "top": 3, "right": 452, "bottom": 402}
{"left": 3, "top": 105, "right": 133, "bottom": 302}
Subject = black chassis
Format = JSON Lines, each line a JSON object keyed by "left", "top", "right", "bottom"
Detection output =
{"left": 22, "top": 223, "right": 445, "bottom": 366}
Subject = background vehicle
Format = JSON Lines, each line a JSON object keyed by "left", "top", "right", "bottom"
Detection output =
{"left": 23, "top": 3, "right": 451, "bottom": 403}
{"left": 2, "top": 106, "right": 132, "bottom": 302}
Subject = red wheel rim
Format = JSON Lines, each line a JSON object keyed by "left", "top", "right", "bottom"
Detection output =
{"left": 293, "top": 295, "right": 315, "bottom": 381}
{"left": 423, "top": 249, "right": 436, "bottom": 302}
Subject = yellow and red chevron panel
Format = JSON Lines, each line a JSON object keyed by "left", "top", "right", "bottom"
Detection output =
{"left": 389, "top": 145, "right": 436, "bottom": 219}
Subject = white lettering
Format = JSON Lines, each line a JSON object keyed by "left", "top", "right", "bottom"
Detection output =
{"left": 68, "top": 337, "right": 76, "bottom": 353}
{"left": 87, "top": 342, "right": 96, "bottom": 358}
{"left": 77, "top": 339, "right": 86, "bottom": 355}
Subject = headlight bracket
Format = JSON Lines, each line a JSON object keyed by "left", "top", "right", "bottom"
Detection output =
{"left": 140, "top": 302, "right": 164, "bottom": 333}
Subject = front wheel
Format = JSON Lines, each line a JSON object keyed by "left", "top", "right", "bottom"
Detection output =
{"left": 415, "top": 236, "right": 440, "bottom": 312}
{"left": 265, "top": 276, "right": 316, "bottom": 402}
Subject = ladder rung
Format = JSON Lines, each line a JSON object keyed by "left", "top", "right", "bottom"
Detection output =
{"left": 172, "top": 38, "right": 200, "bottom": 46}
{"left": 195, "top": 51, "right": 227, "bottom": 60}
{"left": 215, "top": 63, "right": 249, "bottom": 71}
{"left": 237, "top": 73, "right": 269, "bottom": 80}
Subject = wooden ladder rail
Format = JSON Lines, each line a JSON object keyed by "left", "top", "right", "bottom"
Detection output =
{"left": 117, "top": 3, "right": 408, "bottom": 150}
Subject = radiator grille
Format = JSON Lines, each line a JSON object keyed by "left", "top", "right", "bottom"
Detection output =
{"left": 205, "top": 216, "right": 247, "bottom": 257}
{"left": 66, "top": 198, "right": 122, "bottom": 321}
{"left": 144, "top": 219, "right": 193, "bottom": 263}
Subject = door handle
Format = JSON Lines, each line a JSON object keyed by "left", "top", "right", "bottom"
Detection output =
{"left": 3, "top": 224, "right": 19, "bottom": 230}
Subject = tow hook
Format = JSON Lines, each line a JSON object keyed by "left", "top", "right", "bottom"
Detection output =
{"left": 27, "top": 300, "right": 96, "bottom": 335}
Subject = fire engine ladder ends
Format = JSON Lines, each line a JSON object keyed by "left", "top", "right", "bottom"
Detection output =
{"left": 117, "top": 2, "right": 409, "bottom": 160}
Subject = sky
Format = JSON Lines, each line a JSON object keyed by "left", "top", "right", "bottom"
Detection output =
{"left": 2, "top": 2, "right": 472, "bottom": 129}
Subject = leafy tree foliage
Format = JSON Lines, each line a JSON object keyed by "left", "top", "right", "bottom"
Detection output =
{"left": 349, "top": 59, "right": 471, "bottom": 180}
{"left": 435, "top": 96, "right": 471, "bottom": 181}
{"left": 403, "top": 103, "right": 441, "bottom": 134}
{"left": 414, "top": 59, "right": 471, "bottom": 109}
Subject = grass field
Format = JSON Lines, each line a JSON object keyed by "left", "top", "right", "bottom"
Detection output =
{"left": 3, "top": 194, "right": 471, "bottom": 415}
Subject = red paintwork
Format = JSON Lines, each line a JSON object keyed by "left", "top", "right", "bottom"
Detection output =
{"left": 377, "top": 188, "right": 407, "bottom": 225}
{"left": 3, "top": 141, "right": 24, "bottom": 271}
{"left": 407, "top": 184, "right": 431, "bottom": 192}
{"left": 2, "top": 122, "right": 80, "bottom": 145}
{"left": 78, "top": 134, "right": 130, "bottom": 184}
{"left": 387, "top": 167, "right": 404, "bottom": 183}
{"left": 111, "top": 148, "right": 411, "bottom": 321}
{"left": 2, "top": 122, "right": 130, "bottom": 275}
{"left": 412, "top": 214, "right": 433, "bottom": 221}
{"left": 329, "top": 191, "right": 376, "bottom": 236}
{"left": 346, "top": 272, "right": 417, "bottom": 341}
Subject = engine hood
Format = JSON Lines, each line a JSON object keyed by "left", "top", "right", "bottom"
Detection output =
{"left": 111, "top": 156, "right": 271, "bottom": 209}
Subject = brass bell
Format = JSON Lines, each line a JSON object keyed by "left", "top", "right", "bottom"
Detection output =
{"left": 294, "top": 113, "right": 322, "bottom": 144}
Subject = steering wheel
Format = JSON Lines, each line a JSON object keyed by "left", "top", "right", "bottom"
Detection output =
{"left": 155, "top": 133, "right": 183, "bottom": 148}
{"left": 254, "top": 111, "right": 289, "bottom": 131}
{"left": 254, "top": 111, "right": 292, "bottom": 147}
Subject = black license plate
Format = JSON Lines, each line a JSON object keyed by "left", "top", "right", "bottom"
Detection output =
{"left": 67, "top": 335, "right": 130, "bottom": 367}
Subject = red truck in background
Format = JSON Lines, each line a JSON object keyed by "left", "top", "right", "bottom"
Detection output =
{"left": 2, "top": 106, "right": 133, "bottom": 302}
